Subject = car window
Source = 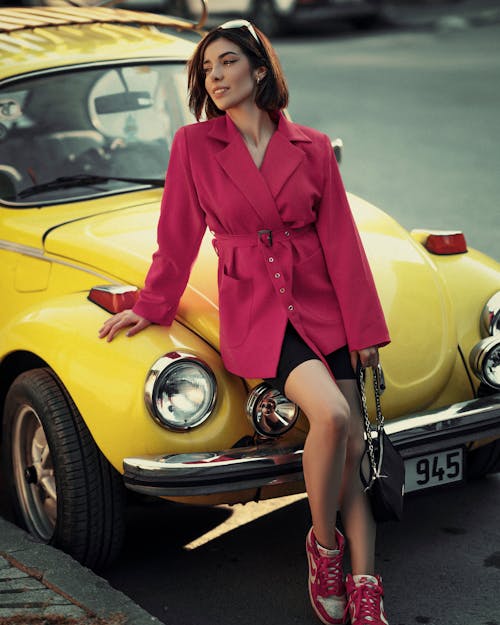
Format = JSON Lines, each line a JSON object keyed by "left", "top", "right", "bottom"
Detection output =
{"left": 0, "top": 62, "right": 193, "bottom": 205}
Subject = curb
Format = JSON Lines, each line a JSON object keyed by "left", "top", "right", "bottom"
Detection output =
{"left": 0, "top": 517, "right": 161, "bottom": 625}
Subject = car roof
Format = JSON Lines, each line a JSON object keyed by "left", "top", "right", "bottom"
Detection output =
{"left": 0, "top": 7, "right": 201, "bottom": 78}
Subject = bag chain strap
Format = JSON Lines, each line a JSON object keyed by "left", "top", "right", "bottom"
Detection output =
{"left": 359, "top": 365, "right": 385, "bottom": 484}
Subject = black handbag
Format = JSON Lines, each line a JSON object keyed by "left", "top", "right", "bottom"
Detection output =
{"left": 358, "top": 364, "right": 405, "bottom": 523}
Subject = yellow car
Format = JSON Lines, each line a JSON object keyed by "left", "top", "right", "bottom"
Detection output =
{"left": 1, "top": 7, "right": 499, "bottom": 570}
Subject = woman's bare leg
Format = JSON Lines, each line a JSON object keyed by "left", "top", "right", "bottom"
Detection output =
{"left": 336, "top": 379, "right": 376, "bottom": 575}
{"left": 284, "top": 359, "right": 350, "bottom": 550}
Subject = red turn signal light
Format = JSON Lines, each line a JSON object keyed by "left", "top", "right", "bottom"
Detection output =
{"left": 425, "top": 231, "right": 468, "bottom": 255}
{"left": 88, "top": 285, "right": 139, "bottom": 313}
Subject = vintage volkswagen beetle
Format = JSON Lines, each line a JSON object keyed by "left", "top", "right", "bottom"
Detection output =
{"left": 0, "top": 7, "right": 499, "bottom": 570}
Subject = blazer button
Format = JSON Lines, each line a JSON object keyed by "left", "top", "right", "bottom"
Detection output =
{"left": 268, "top": 257, "right": 274, "bottom": 263}
{"left": 288, "top": 304, "right": 294, "bottom": 311}
{"left": 280, "top": 288, "right": 286, "bottom": 294}
{"left": 284, "top": 231, "right": 290, "bottom": 237}
{"left": 274, "top": 272, "right": 281, "bottom": 278}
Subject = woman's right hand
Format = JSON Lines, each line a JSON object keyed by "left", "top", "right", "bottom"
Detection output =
{"left": 98, "top": 309, "right": 151, "bottom": 342}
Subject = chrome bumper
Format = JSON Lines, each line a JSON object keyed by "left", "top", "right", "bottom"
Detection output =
{"left": 123, "top": 394, "right": 500, "bottom": 497}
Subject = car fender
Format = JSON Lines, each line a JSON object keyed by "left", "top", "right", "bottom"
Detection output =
{"left": 349, "top": 196, "right": 459, "bottom": 416}
{"left": 0, "top": 292, "right": 251, "bottom": 473}
{"left": 411, "top": 231, "right": 500, "bottom": 374}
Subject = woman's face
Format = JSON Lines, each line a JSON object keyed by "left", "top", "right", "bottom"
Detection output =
{"left": 203, "top": 37, "right": 260, "bottom": 113}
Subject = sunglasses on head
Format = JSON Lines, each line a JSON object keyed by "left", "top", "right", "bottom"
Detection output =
{"left": 217, "top": 19, "right": 262, "bottom": 47}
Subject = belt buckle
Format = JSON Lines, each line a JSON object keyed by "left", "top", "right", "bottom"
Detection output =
{"left": 258, "top": 229, "right": 273, "bottom": 247}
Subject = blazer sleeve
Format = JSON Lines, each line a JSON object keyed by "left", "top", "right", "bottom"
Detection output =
{"left": 132, "top": 126, "right": 206, "bottom": 326}
{"left": 315, "top": 133, "right": 390, "bottom": 352}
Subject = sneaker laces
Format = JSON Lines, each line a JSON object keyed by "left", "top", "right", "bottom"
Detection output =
{"left": 317, "top": 552, "right": 344, "bottom": 597}
{"left": 346, "top": 580, "right": 383, "bottom": 623}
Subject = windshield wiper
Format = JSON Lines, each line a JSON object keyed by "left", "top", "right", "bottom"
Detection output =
{"left": 17, "top": 174, "right": 165, "bottom": 199}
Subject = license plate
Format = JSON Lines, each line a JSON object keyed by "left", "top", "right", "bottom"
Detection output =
{"left": 405, "top": 447, "right": 464, "bottom": 493}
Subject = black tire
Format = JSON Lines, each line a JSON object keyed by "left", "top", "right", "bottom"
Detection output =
{"left": 466, "top": 440, "right": 500, "bottom": 479}
{"left": 351, "top": 13, "right": 385, "bottom": 31}
{"left": 252, "top": 0, "right": 282, "bottom": 38}
{"left": 2, "top": 368, "right": 125, "bottom": 570}
{"left": 169, "top": 0, "right": 193, "bottom": 20}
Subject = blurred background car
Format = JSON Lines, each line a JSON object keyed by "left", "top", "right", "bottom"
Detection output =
{"left": 0, "top": 0, "right": 385, "bottom": 35}
{"left": 179, "top": 0, "right": 385, "bottom": 35}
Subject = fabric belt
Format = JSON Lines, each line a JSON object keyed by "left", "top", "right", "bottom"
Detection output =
{"left": 213, "top": 224, "right": 314, "bottom": 248}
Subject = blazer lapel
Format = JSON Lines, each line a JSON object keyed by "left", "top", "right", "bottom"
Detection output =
{"left": 261, "top": 131, "right": 306, "bottom": 200}
{"left": 210, "top": 114, "right": 310, "bottom": 228}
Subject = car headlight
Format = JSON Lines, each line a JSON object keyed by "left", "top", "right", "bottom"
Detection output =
{"left": 246, "top": 383, "right": 299, "bottom": 438}
{"left": 481, "top": 291, "right": 500, "bottom": 337}
{"left": 469, "top": 337, "right": 500, "bottom": 389}
{"left": 145, "top": 352, "right": 217, "bottom": 431}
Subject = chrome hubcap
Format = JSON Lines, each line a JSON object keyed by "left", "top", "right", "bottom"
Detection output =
{"left": 12, "top": 405, "right": 57, "bottom": 541}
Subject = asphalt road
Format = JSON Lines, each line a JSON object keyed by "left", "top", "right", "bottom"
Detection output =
{"left": 104, "top": 475, "right": 500, "bottom": 625}
{"left": 101, "top": 19, "right": 500, "bottom": 625}
{"left": 276, "top": 20, "right": 500, "bottom": 261}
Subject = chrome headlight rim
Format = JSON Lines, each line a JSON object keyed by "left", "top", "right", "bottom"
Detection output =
{"left": 469, "top": 336, "right": 500, "bottom": 389}
{"left": 481, "top": 291, "right": 500, "bottom": 337}
{"left": 246, "top": 382, "right": 299, "bottom": 438}
{"left": 145, "top": 352, "right": 217, "bottom": 431}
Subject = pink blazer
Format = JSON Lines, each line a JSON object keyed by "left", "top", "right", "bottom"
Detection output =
{"left": 133, "top": 112, "right": 390, "bottom": 378}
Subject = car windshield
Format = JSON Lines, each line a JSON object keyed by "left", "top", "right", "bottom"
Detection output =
{"left": 0, "top": 62, "right": 193, "bottom": 205}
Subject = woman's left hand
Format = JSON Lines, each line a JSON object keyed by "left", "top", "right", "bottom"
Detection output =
{"left": 350, "top": 346, "right": 379, "bottom": 372}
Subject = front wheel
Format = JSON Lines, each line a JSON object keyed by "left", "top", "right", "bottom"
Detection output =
{"left": 252, "top": 0, "right": 282, "bottom": 38}
{"left": 2, "top": 368, "right": 125, "bottom": 569}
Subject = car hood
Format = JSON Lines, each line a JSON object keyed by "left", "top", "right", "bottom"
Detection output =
{"left": 43, "top": 199, "right": 222, "bottom": 352}
{"left": 44, "top": 195, "right": 458, "bottom": 411}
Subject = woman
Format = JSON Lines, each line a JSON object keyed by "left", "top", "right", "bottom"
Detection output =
{"left": 99, "top": 19, "right": 390, "bottom": 625}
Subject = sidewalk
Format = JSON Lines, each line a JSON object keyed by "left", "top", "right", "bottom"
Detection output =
{"left": 0, "top": 517, "right": 161, "bottom": 625}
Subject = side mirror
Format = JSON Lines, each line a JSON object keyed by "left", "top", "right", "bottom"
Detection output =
{"left": 331, "top": 138, "right": 343, "bottom": 164}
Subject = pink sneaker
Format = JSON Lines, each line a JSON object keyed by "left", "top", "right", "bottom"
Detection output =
{"left": 345, "top": 574, "right": 389, "bottom": 625}
{"left": 306, "top": 527, "right": 346, "bottom": 625}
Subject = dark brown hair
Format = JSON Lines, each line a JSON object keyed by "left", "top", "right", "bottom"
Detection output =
{"left": 187, "top": 23, "right": 289, "bottom": 121}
